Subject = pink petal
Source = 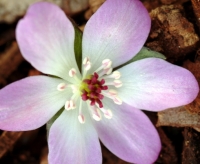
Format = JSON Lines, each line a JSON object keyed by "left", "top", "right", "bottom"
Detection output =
{"left": 48, "top": 109, "right": 102, "bottom": 164}
{"left": 117, "top": 58, "right": 199, "bottom": 111}
{"left": 16, "top": 2, "right": 80, "bottom": 82}
{"left": 93, "top": 99, "right": 161, "bottom": 164}
{"left": 82, "top": 0, "right": 150, "bottom": 72}
{"left": 0, "top": 76, "right": 69, "bottom": 131}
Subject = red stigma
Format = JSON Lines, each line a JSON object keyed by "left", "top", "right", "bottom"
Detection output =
{"left": 81, "top": 72, "right": 108, "bottom": 108}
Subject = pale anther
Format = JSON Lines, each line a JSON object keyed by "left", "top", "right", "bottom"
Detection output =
{"left": 83, "top": 57, "right": 89, "bottom": 65}
{"left": 70, "top": 100, "right": 76, "bottom": 109}
{"left": 98, "top": 107, "right": 113, "bottom": 119}
{"left": 83, "top": 57, "right": 91, "bottom": 71}
{"left": 65, "top": 101, "right": 70, "bottom": 110}
{"left": 102, "top": 90, "right": 117, "bottom": 100}
{"left": 108, "top": 89, "right": 118, "bottom": 96}
{"left": 104, "top": 67, "right": 113, "bottom": 75}
{"left": 65, "top": 100, "right": 76, "bottom": 110}
{"left": 113, "top": 96, "right": 122, "bottom": 105}
{"left": 104, "top": 109, "right": 113, "bottom": 119}
{"left": 92, "top": 107, "right": 102, "bottom": 121}
{"left": 69, "top": 68, "right": 77, "bottom": 77}
{"left": 57, "top": 83, "right": 67, "bottom": 91}
{"left": 114, "top": 80, "right": 122, "bottom": 88}
{"left": 102, "top": 71, "right": 121, "bottom": 80}
{"left": 112, "top": 71, "right": 121, "bottom": 79}
{"left": 102, "top": 59, "right": 112, "bottom": 69}
{"left": 85, "top": 61, "right": 91, "bottom": 71}
{"left": 78, "top": 114, "right": 85, "bottom": 124}
{"left": 95, "top": 59, "right": 113, "bottom": 74}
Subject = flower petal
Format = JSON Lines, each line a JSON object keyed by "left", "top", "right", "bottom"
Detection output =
{"left": 117, "top": 58, "right": 199, "bottom": 111}
{"left": 82, "top": 0, "right": 150, "bottom": 72}
{"left": 93, "top": 99, "right": 161, "bottom": 164}
{"left": 16, "top": 2, "right": 80, "bottom": 82}
{"left": 48, "top": 108, "right": 102, "bottom": 164}
{"left": 0, "top": 76, "right": 69, "bottom": 131}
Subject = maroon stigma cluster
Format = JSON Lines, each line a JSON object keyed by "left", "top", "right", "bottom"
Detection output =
{"left": 81, "top": 72, "right": 108, "bottom": 108}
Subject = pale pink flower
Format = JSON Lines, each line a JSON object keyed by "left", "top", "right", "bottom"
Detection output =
{"left": 0, "top": 0, "right": 198, "bottom": 164}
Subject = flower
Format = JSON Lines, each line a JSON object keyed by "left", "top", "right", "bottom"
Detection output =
{"left": 0, "top": 0, "right": 198, "bottom": 164}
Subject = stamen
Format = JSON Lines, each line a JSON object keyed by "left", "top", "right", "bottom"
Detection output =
{"left": 102, "top": 59, "right": 112, "bottom": 69}
{"left": 70, "top": 100, "right": 76, "bottom": 109}
{"left": 69, "top": 68, "right": 81, "bottom": 83}
{"left": 114, "top": 80, "right": 122, "bottom": 88}
{"left": 105, "top": 67, "right": 113, "bottom": 75}
{"left": 102, "top": 90, "right": 116, "bottom": 98}
{"left": 101, "top": 71, "right": 121, "bottom": 80}
{"left": 108, "top": 89, "right": 118, "bottom": 96}
{"left": 65, "top": 101, "right": 70, "bottom": 110}
{"left": 78, "top": 100, "right": 85, "bottom": 124}
{"left": 65, "top": 100, "right": 76, "bottom": 110}
{"left": 57, "top": 83, "right": 67, "bottom": 91}
{"left": 112, "top": 71, "right": 121, "bottom": 79}
{"left": 83, "top": 57, "right": 91, "bottom": 71}
{"left": 91, "top": 106, "right": 102, "bottom": 121}
{"left": 78, "top": 99, "right": 83, "bottom": 113}
{"left": 82, "top": 57, "right": 91, "bottom": 78}
{"left": 69, "top": 68, "right": 77, "bottom": 77}
{"left": 104, "top": 80, "right": 122, "bottom": 88}
{"left": 102, "top": 90, "right": 122, "bottom": 105}
{"left": 104, "top": 109, "right": 113, "bottom": 119}
{"left": 98, "top": 67, "right": 113, "bottom": 77}
{"left": 95, "top": 66, "right": 103, "bottom": 73}
{"left": 113, "top": 96, "right": 122, "bottom": 105}
{"left": 95, "top": 59, "right": 112, "bottom": 73}
{"left": 98, "top": 107, "right": 113, "bottom": 119}
{"left": 83, "top": 57, "right": 89, "bottom": 65}
{"left": 65, "top": 94, "right": 78, "bottom": 110}
{"left": 78, "top": 114, "right": 85, "bottom": 124}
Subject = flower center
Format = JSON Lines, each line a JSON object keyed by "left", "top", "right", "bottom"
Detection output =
{"left": 56, "top": 57, "right": 123, "bottom": 124}
{"left": 80, "top": 72, "right": 108, "bottom": 108}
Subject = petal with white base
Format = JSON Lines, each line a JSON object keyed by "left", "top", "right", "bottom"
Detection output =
{"left": 117, "top": 58, "right": 199, "bottom": 111}
{"left": 93, "top": 99, "right": 161, "bottom": 164}
{"left": 16, "top": 2, "right": 80, "bottom": 82}
{"left": 48, "top": 109, "right": 102, "bottom": 164}
{"left": 82, "top": 0, "right": 150, "bottom": 73}
{"left": 0, "top": 76, "right": 69, "bottom": 131}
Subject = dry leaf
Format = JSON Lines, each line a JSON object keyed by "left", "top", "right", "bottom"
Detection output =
{"left": 148, "top": 5, "right": 199, "bottom": 61}
{"left": 157, "top": 32, "right": 200, "bottom": 131}
{"left": 184, "top": 58, "right": 200, "bottom": 113}
{"left": 62, "top": 0, "right": 89, "bottom": 15}
{"left": 182, "top": 128, "right": 200, "bottom": 164}
{"left": 157, "top": 106, "right": 200, "bottom": 129}
{"left": 0, "top": 42, "right": 24, "bottom": 85}
{"left": 0, "top": 0, "right": 89, "bottom": 23}
{"left": 0, "top": 131, "right": 23, "bottom": 158}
